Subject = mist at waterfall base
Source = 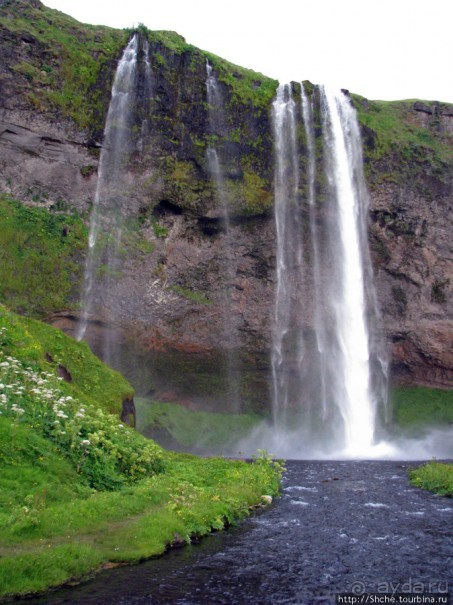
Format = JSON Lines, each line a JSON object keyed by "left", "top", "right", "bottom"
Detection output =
{"left": 75, "top": 38, "right": 452, "bottom": 462}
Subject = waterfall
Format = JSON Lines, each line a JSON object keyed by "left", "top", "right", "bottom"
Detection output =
{"left": 76, "top": 35, "right": 146, "bottom": 366}
{"left": 271, "top": 83, "right": 302, "bottom": 430}
{"left": 320, "top": 85, "right": 379, "bottom": 452}
{"left": 269, "top": 83, "right": 388, "bottom": 457}
{"left": 300, "top": 83, "right": 328, "bottom": 421}
{"left": 205, "top": 60, "right": 241, "bottom": 412}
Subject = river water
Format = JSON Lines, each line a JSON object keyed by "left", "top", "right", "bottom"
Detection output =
{"left": 21, "top": 461, "right": 451, "bottom": 605}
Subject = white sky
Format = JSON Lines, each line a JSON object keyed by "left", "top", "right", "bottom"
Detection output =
{"left": 42, "top": 0, "right": 452, "bottom": 102}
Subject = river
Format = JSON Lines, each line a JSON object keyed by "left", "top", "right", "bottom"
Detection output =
{"left": 20, "top": 461, "right": 451, "bottom": 604}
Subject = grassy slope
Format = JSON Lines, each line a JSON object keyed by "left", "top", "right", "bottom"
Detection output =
{"left": 0, "top": 306, "right": 282, "bottom": 599}
{"left": 0, "top": 0, "right": 128, "bottom": 133}
{"left": 136, "top": 398, "right": 262, "bottom": 453}
{"left": 0, "top": 303, "right": 132, "bottom": 415}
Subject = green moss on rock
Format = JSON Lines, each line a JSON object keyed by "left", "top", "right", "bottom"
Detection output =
{"left": 0, "top": 195, "right": 87, "bottom": 317}
{"left": 1, "top": 0, "right": 128, "bottom": 133}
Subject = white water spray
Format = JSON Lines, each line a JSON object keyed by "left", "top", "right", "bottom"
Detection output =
{"left": 205, "top": 60, "right": 241, "bottom": 412}
{"left": 271, "top": 83, "right": 301, "bottom": 429}
{"left": 77, "top": 35, "right": 139, "bottom": 347}
{"left": 320, "top": 85, "right": 376, "bottom": 453}
{"left": 301, "top": 83, "right": 328, "bottom": 421}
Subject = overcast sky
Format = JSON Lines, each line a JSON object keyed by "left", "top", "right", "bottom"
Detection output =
{"left": 42, "top": 0, "right": 452, "bottom": 102}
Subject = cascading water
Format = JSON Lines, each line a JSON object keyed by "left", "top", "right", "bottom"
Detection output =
{"left": 320, "top": 85, "right": 382, "bottom": 453}
{"left": 205, "top": 60, "right": 241, "bottom": 412}
{"left": 77, "top": 35, "right": 139, "bottom": 351}
{"left": 271, "top": 83, "right": 303, "bottom": 430}
{"left": 267, "top": 82, "right": 389, "bottom": 457}
{"left": 76, "top": 35, "right": 153, "bottom": 367}
{"left": 300, "top": 83, "right": 328, "bottom": 421}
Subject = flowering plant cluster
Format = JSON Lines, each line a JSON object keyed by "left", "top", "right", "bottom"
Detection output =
{"left": 0, "top": 326, "right": 165, "bottom": 490}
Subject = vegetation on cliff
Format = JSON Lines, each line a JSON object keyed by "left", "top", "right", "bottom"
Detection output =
{"left": 0, "top": 194, "right": 86, "bottom": 317}
{"left": 3, "top": 0, "right": 451, "bottom": 224}
{"left": 352, "top": 95, "right": 452, "bottom": 190}
{"left": 0, "top": 0, "right": 128, "bottom": 134}
{"left": 0, "top": 305, "right": 283, "bottom": 599}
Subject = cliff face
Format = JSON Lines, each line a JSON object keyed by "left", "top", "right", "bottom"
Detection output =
{"left": 1, "top": 0, "right": 452, "bottom": 409}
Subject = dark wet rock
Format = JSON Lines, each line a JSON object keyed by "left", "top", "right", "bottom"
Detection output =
{"left": 120, "top": 397, "right": 136, "bottom": 428}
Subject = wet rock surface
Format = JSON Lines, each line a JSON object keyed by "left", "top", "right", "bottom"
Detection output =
{"left": 22, "top": 461, "right": 452, "bottom": 605}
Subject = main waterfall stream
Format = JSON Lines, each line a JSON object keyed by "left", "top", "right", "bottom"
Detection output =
{"left": 20, "top": 461, "right": 451, "bottom": 605}
{"left": 264, "top": 83, "right": 390, "bottom": 459}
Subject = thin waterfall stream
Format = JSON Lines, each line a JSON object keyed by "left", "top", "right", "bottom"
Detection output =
{"left": 76, "top": 35, "right": 153, "bottom": 367}
{"left": 77, "top": 35, "right": 139, "bottom": 353}
{"left": 205, "top": 60, "right": 241, "bottom": 412}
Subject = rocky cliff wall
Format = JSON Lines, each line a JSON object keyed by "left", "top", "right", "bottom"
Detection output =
{"left": 1, "top": 0, "right": 452, "bottom": 406}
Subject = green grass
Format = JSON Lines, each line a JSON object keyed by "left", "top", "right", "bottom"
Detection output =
{"left": 409, "top": 462, "right": 453, "bottom": 497}
{"left": 170, "top": 286, "right": 212, "bottom": 306}
{"left": 0, "top": 450, "right": 282, "bottom": 599}
{"left": 0, "top": 307, "right": 283, "bottom": 599}
{"left": 0, "top": 305, "right": 160, "bottom": 492}
{"left": 0, "top": 0, "right": 127, "bottom": 132}
{"left": 391, "top": 386, "right": 453, "bottom": 431}
{"left": 0, "top": 195, "right": 87, "bottom": 317}
{"left": 204, "top": 50, "right": 278, "bottom": 111}
{"left": 136, "top": 399, "right": 262, "bottom": 452}
{"left": 352, "top": 96, "right": 453, "bottom": 182}
{"left": 0, "top": 304, "right": 132, "bottom": 416}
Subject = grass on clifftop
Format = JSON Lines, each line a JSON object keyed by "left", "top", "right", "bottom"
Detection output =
{"left": 0, "top": 195, "right": 86, "bottom": 317}
{"left": 352, "top": 96, "right": 453, "bottom": 184}
{"left": 143, "top": 29, "right": 278, "bottom": 111}
{"left": 1, "top": 0, "right": 127, "bottom": 131}
{"left": 409, "top": 462, "right": 453, "bottom": 497}
{"left": 0, "top": 306, "right": 283, "bottom": 600}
